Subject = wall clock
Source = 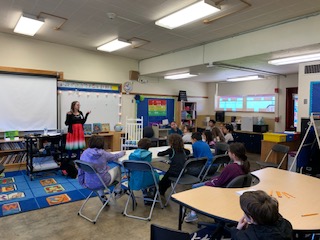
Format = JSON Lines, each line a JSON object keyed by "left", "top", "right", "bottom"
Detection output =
{"left": 123, "top": 81, "right": 133, "bottom": 93}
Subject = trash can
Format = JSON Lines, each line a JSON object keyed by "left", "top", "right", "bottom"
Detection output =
{"left": 287, "top": 151, "right": 297, "bottom": 172}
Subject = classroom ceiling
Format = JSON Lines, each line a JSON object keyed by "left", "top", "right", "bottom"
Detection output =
{"left": 1, "top": 0, "right": 320, "bottom": 82}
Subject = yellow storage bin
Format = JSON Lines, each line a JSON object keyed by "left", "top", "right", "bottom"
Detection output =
{"left": 263, "top": 133, "right": 287, "bottom": 142}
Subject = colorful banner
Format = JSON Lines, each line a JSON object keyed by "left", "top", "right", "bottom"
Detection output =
{"left": 148, "top": 100, "right": 166, "bottom": 116}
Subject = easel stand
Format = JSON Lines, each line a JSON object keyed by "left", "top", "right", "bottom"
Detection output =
{"left": 289, "top": 112, "right": 320, "bottom": 172}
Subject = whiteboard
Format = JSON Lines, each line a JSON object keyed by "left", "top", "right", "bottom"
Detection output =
{"left": 58, "top": 81, "right": 121, "bottom": 132}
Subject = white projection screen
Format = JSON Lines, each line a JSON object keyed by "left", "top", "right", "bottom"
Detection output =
{"left": 0, "top": 73, "right": 57, "bottom": 131}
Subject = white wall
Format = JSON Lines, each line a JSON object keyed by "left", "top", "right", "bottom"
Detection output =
{"left": 0, "top": 33, "right": 209, "bottom": 125}
{"left": 297, "top": 61, "right": 320, "bottom": 131}
{"left": 207, "top": 74, "right": 298, "bottom": 132}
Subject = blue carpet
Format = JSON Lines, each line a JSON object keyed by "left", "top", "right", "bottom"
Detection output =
{"left": 0, "top": 166, "right": 166, "bottom": 217}
{"left": 0, "top": 170, "right": 89, "bottom": 217}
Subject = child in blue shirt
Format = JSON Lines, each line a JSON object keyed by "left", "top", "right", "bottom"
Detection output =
{"left": 128, "top": 138, "right": 159, "bottom": 202}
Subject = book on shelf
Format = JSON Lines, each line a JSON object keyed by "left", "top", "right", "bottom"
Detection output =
{"left": 0, "top": 192, "right": 25, "bottom": 201}
{"left": 101, "top": 123, "right": 110, "bottom": 132}
{"left": 2, "top": 202, "right": 21, "bottom": 215}
{"left": 83, "top": 124, "right": 92, "bottom": 135}
{"left": 93, "top": 123, "right": 102, "bottom": 133}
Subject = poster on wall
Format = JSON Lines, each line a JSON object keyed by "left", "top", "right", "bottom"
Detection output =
{"left": 148, "top": 100, "right": 167, "bottom": 116}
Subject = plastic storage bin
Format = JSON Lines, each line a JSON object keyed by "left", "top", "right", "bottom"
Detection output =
{"left": 263, "top": 133, "right": 287, "bottom": 142}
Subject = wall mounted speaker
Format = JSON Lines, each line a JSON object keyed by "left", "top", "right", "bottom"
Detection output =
{"left": 129, "top": 70, "right": 140, "bottom": 81}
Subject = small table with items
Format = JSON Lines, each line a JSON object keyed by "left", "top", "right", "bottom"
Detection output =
{"left": 25, "top": 134, "right": 63, "bottom": 180}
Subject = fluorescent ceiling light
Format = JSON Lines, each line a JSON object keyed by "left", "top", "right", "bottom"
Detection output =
{"left": 227, "top": 75, "right": 264, "bottom": 82}
{"left": 97, "top": 38, "right": 131, "bottom": 52}
{"left": 268, "top": 53, "right": 320, "bottom": 65}
{"left": 14, "top": 14, "right": 44, "bottom": 36}
{"left": 164, "top": 73, "right": 197, "bottom": 80}
{"left": 155, "top": 0, "right": 221, "bottom": 29}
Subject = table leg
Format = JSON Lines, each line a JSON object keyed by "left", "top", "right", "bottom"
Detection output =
{"left": 178, "top": 205, "right": 184, "bottom": 230}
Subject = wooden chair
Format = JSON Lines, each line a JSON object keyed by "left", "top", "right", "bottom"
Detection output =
{"left": 256, "top": 144, "right": 290, "bottom": 169}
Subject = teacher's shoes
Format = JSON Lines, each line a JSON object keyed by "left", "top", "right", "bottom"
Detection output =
{"left": 184, "top": 212, "right": 198, "bottom": 223}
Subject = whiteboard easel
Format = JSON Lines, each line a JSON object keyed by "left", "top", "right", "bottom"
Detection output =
{"left": 289, "top": 112, "right": 320, "bottom": 171}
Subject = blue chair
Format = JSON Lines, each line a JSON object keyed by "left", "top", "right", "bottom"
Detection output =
{"left": 122, "top": 160, "right": 163, "bottom": 221}
{"left": 74, "top": 160, "right": 117, "bottom": 224}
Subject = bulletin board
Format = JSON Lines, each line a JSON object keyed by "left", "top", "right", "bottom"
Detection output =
{"left": 310, "top": 81, "right": 320, "bottom": 114}
{"left": 137, "top": 98, "right": 174, "bottom": 127}
{"left": 58, "top": 80, "right": 121, "bottom": 131}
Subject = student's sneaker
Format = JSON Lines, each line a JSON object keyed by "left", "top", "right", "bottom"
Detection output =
{"left": 98, "top": 195, "right": 109, "bottom": 205}
{"left": 184, "top": 212, "right": 198, "bottom": 223}
{"left": 114, "top": 189, "right": 126, "bottom": 199}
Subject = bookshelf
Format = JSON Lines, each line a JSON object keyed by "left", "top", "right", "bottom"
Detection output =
{"left": 0, "top": 139, "right": 27, "bottom": 168}
{"left": 177, "top": 101, "right": 197, "bottom": 131}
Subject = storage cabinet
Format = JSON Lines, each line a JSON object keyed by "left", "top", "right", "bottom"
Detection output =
{"left": 25, "top": 135, "right": 62, "bottom": 180}
{"left": 176, "top": 101, "right": 197, "bottom": 130}
{"left": 0, "top": 139, "right": 27, "bottom": 169}
{"left": 232, "top": 131, "right": 262, "bottom": 153}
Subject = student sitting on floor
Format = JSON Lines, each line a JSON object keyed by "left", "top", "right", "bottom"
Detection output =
{"left": 188, "top": 132, "right": 214, "bottom": 177}
{"left": 128, "top": 138, "right": 159, "bottom": 202}
{"left": 231, "top": 190, "right": 293, "bottom": 240}
{"left": 185, "top": 142, "right": 250, "bottom": 223}
{"left": 157, "top": 134, "right": 190, "bottom": 196}
{"left": 78, "top": 135, "right": 125, "bottom": 202}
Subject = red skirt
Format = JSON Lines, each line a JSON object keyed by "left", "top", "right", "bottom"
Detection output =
{"left": 66, "top": 124, "right": 85, "bottom": 150}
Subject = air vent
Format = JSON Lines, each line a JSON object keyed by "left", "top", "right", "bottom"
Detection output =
{"left": 304, "top": 64, "right": 320, "bottom": 74}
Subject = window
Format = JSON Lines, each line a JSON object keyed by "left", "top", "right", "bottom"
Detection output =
{"left": 246, "top": 94, "right": 275, "bottom": 112}
{"left": 215, "top": 94, "right": 275, "bottom": 113}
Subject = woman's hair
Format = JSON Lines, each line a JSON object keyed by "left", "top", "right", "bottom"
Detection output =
{"left": 229, "top": 142, "right": 250, "bottom": 173}
{"left": 191, "top": 132, "right": 202, "bottom": 141}
{"left": 240, "top": 190, "right": 279, "bottom": 225}
{"left": 70, "top": 101, "right": 79, "bottom": 112}
{"left": 203, "top": 130, "right": 214, "bottom": 144}
{"left": 138, "top": 138, "right": 151, "bottom": 150}
{"left": 212, "top": 127, "right": 225, "bottom": 142}
{"left": 88, "top": 135, "right": 105, "bottom": 149}
{"left": 168, "top": 134, "right": 184, "bottom": 153}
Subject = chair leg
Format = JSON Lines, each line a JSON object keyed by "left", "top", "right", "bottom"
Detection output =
{"left": 123, "top": 188, "right": 163, "bottom": 221}
{"left": 78, "top": 191, "right": 110, "bottom": 224}
{"left": 165, "top": 182, "right": 177, "bottom": 207}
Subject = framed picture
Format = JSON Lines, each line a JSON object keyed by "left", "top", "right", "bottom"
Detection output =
{"left": 93, "top": 123, "right": 102, "bottom": 133}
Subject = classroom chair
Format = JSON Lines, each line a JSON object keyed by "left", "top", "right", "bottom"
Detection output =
{"left": 256, "top": 144, "right": 290, "bottom": 169}
{"left": 74, "top": 160, "right": 117, "bottom": 224}
{"left": 150, "top": 224, "right": 190, "bottom": 240}
{"left": 225, "top": 173, "right": 253, "bottom": 188}
{"left": 143, "top": 126, "right": 159, "bottom": 147}
{"left": 0, "top": 163, "right": 4, "bottom": 174}
{"left": 165, "top": 157, "right": 208, "bottom": 206}
{"left": 201, "top": 154, "right": 231, "bottom": 181}
{"left": 122, "top": 160, "right": 163, "bottom": 221}
{"left": 215, "top": 142, "right": 229, "bottom": 155}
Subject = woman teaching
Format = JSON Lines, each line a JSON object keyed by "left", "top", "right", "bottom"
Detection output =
{"left": 65, "top": 101, "right": 91, "bottom": 159}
